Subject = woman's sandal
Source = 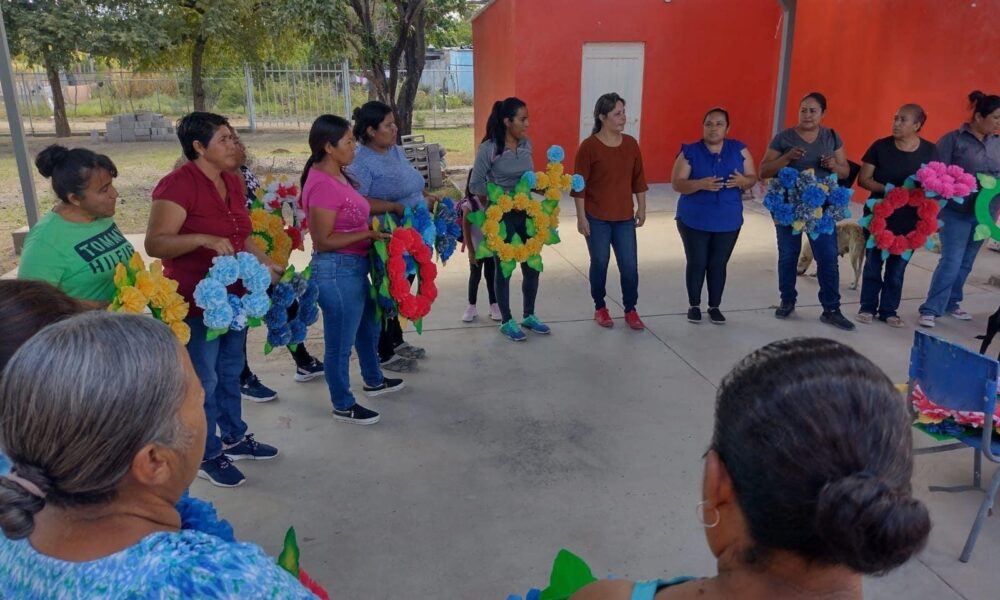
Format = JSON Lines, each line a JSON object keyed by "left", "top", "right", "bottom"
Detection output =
{"left": 885, "top": 316, "right": 905, "bottom": 328}
{"left": 855, "top": 312, "right": 874, "bottom": 324}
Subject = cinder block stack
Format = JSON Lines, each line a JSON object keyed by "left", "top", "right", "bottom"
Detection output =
{"left": 104, "top": 111, "right": 175, "bottom": 143}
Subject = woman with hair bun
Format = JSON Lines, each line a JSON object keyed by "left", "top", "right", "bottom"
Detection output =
{"left": 573, "top": 337, "right": 931, "bottom": 600}
{"left": 918, "top": 90, "right": 1000, "bottom": 328}
{"left": 346, "top": 101, "right": 435, "bottom": 373}
{"left": 17, "top": 145, "right": 134, "bottom": 308}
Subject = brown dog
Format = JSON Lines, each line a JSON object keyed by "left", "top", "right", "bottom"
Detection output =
{"left": 796, "top": 222, "right": 867, "bottom": 290}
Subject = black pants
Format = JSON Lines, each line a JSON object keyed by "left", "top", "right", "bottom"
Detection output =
{"left": 676, "top": 220, "right": 740, "bottom": 308}
{"left": 493, "top": 212, "right": 540, "bottom": 322}
{"left": 378, "top": 317, "right": 405, "bottom": 362}
{"left": 469, "top": 256, "right": 498, "bottom": 305}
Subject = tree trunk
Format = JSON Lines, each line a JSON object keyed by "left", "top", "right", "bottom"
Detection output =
{"left": 45, "top": 61, "right": 71, "bottom": 137}
{"left": 191, "top": 34, "right": 208, "bottom": 112}
{"left": 396, "top": 4, "right": 426, "bottom": 138}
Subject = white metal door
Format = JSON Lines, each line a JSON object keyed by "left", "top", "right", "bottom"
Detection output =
{"left": 579, "top": 43, "right": 644, "bottom": 142}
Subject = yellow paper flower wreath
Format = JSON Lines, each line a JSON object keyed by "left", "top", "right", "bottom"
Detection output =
{"left": 249, "top": 207, "right": 293, "bottom": 267}
{"left": 481, "top": 190, "right": 552, "bottom": 264}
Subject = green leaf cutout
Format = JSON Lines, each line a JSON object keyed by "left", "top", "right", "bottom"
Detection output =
{"left": 541, "top": 199, "right": 559, "bottom": 215}
{"left": 526, "top": 218, "right": 537, "bottom": 237}
{"left": 974, "top": 224, "right": 991, "bottom": 241}
{"left": 280, "top": 265, "right": 295, "bottom": 283}
{"left": 546, "top": 229, "right": 561, "bottom": 245}
{"left": 539, "top": 549, "right": 598, "bottom": 600}
{"left": 206, "top": 327, "right": 226, "bottom": 342}
{"left": 500, "top": 259, "right": 517, "bottom": 278}
{"left": 486, "top": 182, "right": 504, "bottom": 203}
{"left": 498, "top": 221, "right": 508, "bottom": 241}
{"left": 247, "top": 317, "right": 262, "bottom": 328}
{"left": 264, "top": 341, "right": 274, "bottom": 355}
{"left": 466, "top": 210, "right": 486, "bottom": 228}
{"left": 511, "top": 233, "right": 524, "bottom": 246}
{"left": 526, "top": 253, "right": 544, "bottom": 272}
{"left": 414, "top": 318, "right": 423, "bottom": 335}
{"left": 277, "top": 527, "right": 300, "bottom": 577}
{"left": 287, "top": 343, "right": 299, "bottom": 352}
{"left": 475, "top": 240, "right": 495, "bottom": 259}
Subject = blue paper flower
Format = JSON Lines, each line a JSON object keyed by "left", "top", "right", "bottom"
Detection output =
{"left": 547, "top": 145, "right": 565, "bottom": 163}
{"left": 271, "top": 282, "right": 296, "bottom": 309}
{"left": 242, "top": 291, "right": 271, "bottom": 318}
{"left": 267, "top": 323, "right": 292, "bottom": 347}
{"left": 289, "top": 320, "right": 307, "bottom": 344}
{"left": 522, "top": 171, "right": 537, "bottom": 189}
{"left": 412, "top": 204, "right": 437, "bottom": 251}
{"left": 814, "top": 214, "right": 836, "bottom": 236}
{"left": 209, "top": 255, "right": 240, "bottom": 285}
{"left": 265, "top": 304, "right": 288, "bottom": 329}
{"left": 802, "top": 185, "right": 826, "bottom": 208}
{"left": 193, "top": 279, "right": 227, "bottom": 309}
{"left": 778, "top": 167, "right": 799, "bottom": 190}
{"left": 298, "top": 303, "right": 320, "bottom": 326}
{"left": 773, "top": 203, "right": 796, "bottom": 226}
{"left": 763, "top": 191, "right": 784, "bottom": 212}
{"left": 204, "top": 306, "right": 233, "bottom": 329}
{"left": 830, "top": 186, "right": 852, "bottom": 207}
{"left": 571, "top": 173, "right": 585, "bottom": 192}
{"left": 177, "top": 493, "right": 235, "bottom": 542}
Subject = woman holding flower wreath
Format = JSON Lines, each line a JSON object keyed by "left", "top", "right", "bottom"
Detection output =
{"left": 301, "top": 114, "right": 406, "bottom": 426}
{"left": 18, "top": 145, "right": 135, "bottom": 309}
{"left": 470, "top": 97, "right": 549, "bottom": 342}
{"left": 856, "top": 104, "right": 937, "bottom": 328}
{"left": 918, "top": 91, "right": 1000, "bottom": 328}
{"left": 760, "top": 92, "right": 854, "bottom": 331}
{"left": 145, "top": 112, "right": 281, "bottom": 488}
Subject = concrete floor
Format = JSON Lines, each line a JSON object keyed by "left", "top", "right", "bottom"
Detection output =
{"left": 53, "top": 186, "right": 1000, "bottom": 598}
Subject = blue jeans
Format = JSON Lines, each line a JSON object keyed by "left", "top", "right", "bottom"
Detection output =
{"left": 775, "top": 224, "right": 840, "bottom": 311}
{"left": 859, "top": 246, "right": 908, "bottom": 320}
{"left": 920, "top": 207, "right": 982, "bottom": 317}
{"left": 311, "top": 252, "right": 384, "bottom": 410}
{"left": 185, "top": 318, "right": 248, "bottom": 460}
{"left": 585, "top": 214, "right": 639, "bottom": 312}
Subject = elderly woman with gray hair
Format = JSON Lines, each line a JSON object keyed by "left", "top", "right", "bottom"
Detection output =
{"left": 0, "top": 312, "right": 317, "bottom": 598}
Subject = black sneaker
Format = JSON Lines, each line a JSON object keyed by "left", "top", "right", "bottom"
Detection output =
{"left": 332, "top": 403, "right": 381, "bottom": 425}
{"left": 240, "top": 375, "right": 277, "bottom": 403}
{"left": 223, "top": 433, "right": 279, "bottom": 461}
{"left": 198, "top": 454, "right": 246, "bottom": 488}
{"left": 708, "top": 308, "right": 726, "bottom": 324}
{"left": 294, "top": 358, "right": 324, "bottom": 382}
{"left": 821, "top": 310, "right": 856, "bottom": 331}
{"left": 687, "top": 307, "right": 702, "bottom": 323}
{"left": 363, "top": 377, "right": 405, "bottom": 397}
{"left": 774, "top": 301, "right": 795, "bottom": 319}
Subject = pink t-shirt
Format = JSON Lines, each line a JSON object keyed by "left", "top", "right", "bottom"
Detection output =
{"left": 301, "top": 168, "right": 372, "bottom": 255}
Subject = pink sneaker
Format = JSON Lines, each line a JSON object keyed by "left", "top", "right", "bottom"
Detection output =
{"left": 489, "top": 303, "right": 502, "bottom": 322}
{"left": 949, "top": 308, "right": 972, "bottom": 321}
{"left": 461, "top": 305, "right": 478, "bottom": 322}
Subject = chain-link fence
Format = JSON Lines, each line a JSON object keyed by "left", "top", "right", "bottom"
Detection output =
{"left": 0, "top": 63, "right": 474, "bottom": 135}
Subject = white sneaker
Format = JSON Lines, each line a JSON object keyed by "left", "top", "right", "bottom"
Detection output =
{"left": 489, "top": 303, "right": 502, "bottom": 322}
{"left": 949, "top": 308, "right": 972, "bottom": 321}
{"left": 462, "top": 304, "right": 478, "bottom": 322}
{"left": 918, "top": 314, "right": 936, "bottom": 328}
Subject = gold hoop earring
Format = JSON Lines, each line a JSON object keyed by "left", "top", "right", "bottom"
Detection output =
{"left": 696, "top": 500, "right": 721, "bottom": 529}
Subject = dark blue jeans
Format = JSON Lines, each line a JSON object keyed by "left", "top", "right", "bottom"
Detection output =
{"left": 185, "top": 318, "right": 248, "bottom": 460}
{"left": 919, "top": 207, "right": 982, "bottom": 317}
{"left": 312, "top": 252, "right": 385, "bottom": 411}
{"left": 585, "top": 214, "right": 639, "bottom": 312}
{"left": 775, "top": 224, "right": 841, "bottom": 311}
{"left": 859, "top": 246, "right": 908, "bottom": 320}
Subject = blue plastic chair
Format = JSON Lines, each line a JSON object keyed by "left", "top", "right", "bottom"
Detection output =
{"left": 908, "top": 330, "right": 1000, "bottom": 562}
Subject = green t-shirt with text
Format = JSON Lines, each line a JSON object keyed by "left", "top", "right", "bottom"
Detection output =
{"left": 17, "top": 211, "right": 135, "bottom": 302}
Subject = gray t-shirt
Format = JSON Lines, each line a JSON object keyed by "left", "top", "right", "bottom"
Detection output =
{"left": 768, "top": 126, "right": 844, "bottom": 179}
{"left": 470, "top": 137, "right": 533, "bottom": 196}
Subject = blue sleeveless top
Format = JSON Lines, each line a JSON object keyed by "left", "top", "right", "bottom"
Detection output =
{"left": 676, "top": 139, "right": 747, "bottom": 232}
{"left": 631, "top": 576, "right": 697, "bottom": 599}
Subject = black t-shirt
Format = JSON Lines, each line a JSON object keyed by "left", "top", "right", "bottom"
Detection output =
{"left": 861, "top": 137, "right": 938, "bottom": 235}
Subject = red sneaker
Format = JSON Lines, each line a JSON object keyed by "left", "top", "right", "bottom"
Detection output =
{"left": 594, "top": 307, "right": 613, "bottom": 328}
{"left": 624, "top": 310, "right": 645, "bottom": 330}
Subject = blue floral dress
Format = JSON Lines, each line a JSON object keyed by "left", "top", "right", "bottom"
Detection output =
{"left": 0, "top": 497, "right": 317, "bottom": 599}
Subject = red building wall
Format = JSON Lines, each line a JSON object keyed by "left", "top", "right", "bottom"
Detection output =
{"left": 473, "top": 0, "right": 784, "bottom": 182}
{"left": 783, "top": 0, "right": 1000, "bottom": 163}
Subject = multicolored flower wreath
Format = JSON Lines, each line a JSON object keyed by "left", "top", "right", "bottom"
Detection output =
{"left": 764, "top": 167, "right": 853, "bottom": 239}
{"left": 433, "top": 197, "right": 463, "bottom": 264}
{"left": 859, "top": 181, "right": 940, "bottom": 261}
{"left": 263, "top": 266, "right": 319, "bottom": 354}
{"left": 249, "top": 175, "right": 307, "bottom": 267}
{"left": 193, "top": 252, "right": 271, "bottom": 341}
{"left": 911, "top": 384, "right": 1000, "bottom": 438}
{"left": 386, "top": 226, "right": 438, "bottom": 331}
{"left": 109, "top": 252, "right": 191, "bottom": 343}
{"left": 973, "top": 174, "right": 1000, "bottom": 242}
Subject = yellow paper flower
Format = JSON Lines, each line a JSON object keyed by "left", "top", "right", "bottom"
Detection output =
{"left": 792, "top": 220, "right": 804, "bottom": 232}
{"left": 548, "top": 163, "right": 564, "bottom": 179}
{"left": 128, "top": 252, "right": 145, "bottom": 273}
{"left": 149, "top": 259, "right": 164, "bottom": 277}
{"left": 513, "top": 193, "right": 530, "bottom": 210}
{"left": 113, "top": 263, "right": 129, "bottom": 288}
{"left": 535, "top": 172, "right": 550, "bottom": 189}
{"left": 534, "top": 214, "right": 551, "bottom": 230}
{"left": 526, "top": 238, "right": 544, "bottom": 254}
{"left": 498, "top": 195, "right": 514, "bottom": 212}
{"left": 250, "top": 208, "right": 270, "bottom": 230}
{"left": 170, "top": 321, "right": 192, "bottom": 345}
{"left": 560, "top": 174, "right": 572, "bottom": 190}
{"left": 160, "top": 295, "right": 190, "bottom": 324}
{"left": 119, "top": 286, "right": 148, "bottom": 314}
{"left": 497, "top": 246, "right": 516, "bottom": 262}
{"left": 551, "top": 206, "right": 561, "bottom": 218}
{"left": 486, "top": 233, "right": 502, "bottom": 248}
{"left": 545, "top": 188, "right": 562, "bottom": 201}
{"left": 133, "top": 270, "right": 156, "bottom": 299}
{"left": 486, "top": 205, "right": 503, "bottom": 221}
{"left": 250, "top": 232, "right": 274, "bottom": 254}
{"left": 513, "top": 247, "right": 530, "bottom": 263}
{"left": 813, "top": 207, "right": 824, "bottom": 219}
{"left": 483, "top": 220, "right": 500, "bottom": 236}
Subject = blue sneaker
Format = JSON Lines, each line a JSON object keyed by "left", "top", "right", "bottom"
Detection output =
{"left": 198, "top": 454, "right": 246, "bottom": 488}
{"left": 223, "top": 434, "right": 279, "bottom": 461}
{"left": 500, "top": 319, "right": 527, "bottom": 341}
{"left": 520, "top": 315, "right": 551, "bottom": 334}
{"left": 240, "top": 374, "right": 277, "bottom": 402}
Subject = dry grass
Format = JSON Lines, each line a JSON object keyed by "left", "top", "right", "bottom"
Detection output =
{"left": 0, "top": 128, "right": 472, "bottom": 273}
